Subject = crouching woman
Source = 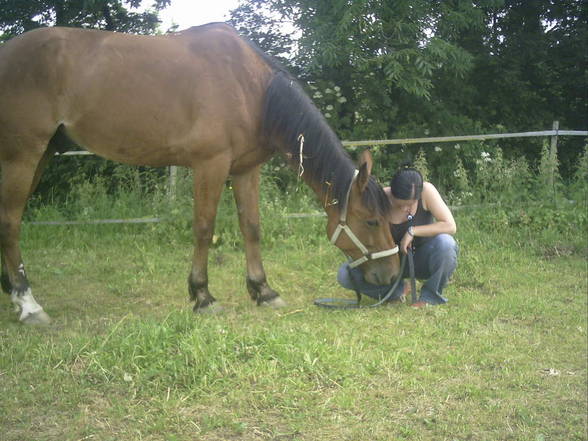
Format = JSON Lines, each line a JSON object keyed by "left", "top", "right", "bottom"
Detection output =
{"left": 338, "top": 166, "right": 458, "bottom": 307}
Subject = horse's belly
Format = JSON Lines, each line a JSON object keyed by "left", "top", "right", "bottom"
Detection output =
{"left": 63, "top": 112, "right": 236, "bottom": 168}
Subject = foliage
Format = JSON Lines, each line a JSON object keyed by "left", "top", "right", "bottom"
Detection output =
{"left": 570, "top": 144, "right": 588, "bottom": 203}
{"left": 29, "top": 158, "right": 166, "bottom": 212}
{"left": 537, "top": 139, "right": 563, "bottom": 201}
{"left": 0, "top": 0, "right": 585, "bottom": 209}
{"left": 254, "top": 0, "right": 477, "bottom": 140}
{"left": 412, "top": 149, "right": 430, "bottom": 182}
{"left": 229, "top": 0, "right": 587, "bottom": 182}
{"left": 25, "top": 138, "right": 587, "bottom": 267}
{"left": 0, "top": 0, "right": 170, "bottom": 41}
{"left": 228, "top": 0, "right": 294, "bottom": 64}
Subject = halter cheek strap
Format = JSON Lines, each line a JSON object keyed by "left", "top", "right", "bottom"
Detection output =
{"left": 330, "top": 170, "right": 399, "bottom": 268}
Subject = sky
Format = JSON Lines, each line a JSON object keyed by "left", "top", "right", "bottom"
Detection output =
{"left": 157, "top": 0, "right": 241, "bottom": 32}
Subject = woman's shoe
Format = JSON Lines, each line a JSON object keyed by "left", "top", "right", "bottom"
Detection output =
{"left": 410, "top": 301, "right": 429, "bottom": 308}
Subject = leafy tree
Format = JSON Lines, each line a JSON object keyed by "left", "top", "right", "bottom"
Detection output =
{"left": 230, "top": 0, "right": 587, "bottom": 183}
{"left": 268, "top": 0, "right": 475, "bottom": 139}
{"left": 228, "top": 0, "right": 294, "bottom": 65}
{"left": 0, "top": 0, "right": 171, "bottom": 42}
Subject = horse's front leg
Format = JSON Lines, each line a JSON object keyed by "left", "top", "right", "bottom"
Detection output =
{"left": 232, "top": 166, "right": 286, "bottom": 307}
{"left": 189, "top": 159, "right": 231, "bottom": 312}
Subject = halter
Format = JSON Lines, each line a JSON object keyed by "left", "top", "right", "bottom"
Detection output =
{"left": 329, "top": 170, "right": 399, "bottom": 268}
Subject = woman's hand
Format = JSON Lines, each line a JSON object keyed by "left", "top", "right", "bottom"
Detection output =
{"left": 400, "top": 232, "right": 414, "bottom": 254}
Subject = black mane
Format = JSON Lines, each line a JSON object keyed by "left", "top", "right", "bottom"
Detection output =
{"left": 262, "top": 71, "right": 390, "bottom": 217}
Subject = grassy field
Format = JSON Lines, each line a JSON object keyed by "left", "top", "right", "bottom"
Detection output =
{"left": 1, "top": 203, "right": 586, "bottom": 440}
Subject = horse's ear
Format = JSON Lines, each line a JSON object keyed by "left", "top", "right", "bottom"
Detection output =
{"left": 356, "top": 150, "right": 373, "bottom": 193}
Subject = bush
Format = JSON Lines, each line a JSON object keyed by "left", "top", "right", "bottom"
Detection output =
{"left": 570, "top": 143, "right": 587, "bottom": 202}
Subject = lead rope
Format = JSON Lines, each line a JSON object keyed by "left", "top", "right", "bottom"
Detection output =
{"left": 314, "top": 256, "right": 406, "bottom": 309}
{"left": 407, "top": 215, "right": 417, "bottom": 304}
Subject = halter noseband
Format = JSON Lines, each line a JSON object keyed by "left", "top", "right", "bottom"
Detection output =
{"left": 329, "top": 170, "right": 399, "bottom": 268}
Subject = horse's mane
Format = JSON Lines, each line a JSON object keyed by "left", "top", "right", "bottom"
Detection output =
{"left": 261, "top": 69, "right": 390, "bottom": 217}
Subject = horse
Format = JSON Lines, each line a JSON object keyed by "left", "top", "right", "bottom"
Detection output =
{"left": 0, "top": 23, "right": 401, "bottom": 324}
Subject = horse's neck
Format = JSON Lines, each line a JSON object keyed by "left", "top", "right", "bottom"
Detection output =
{"left": 303, "top": 178, "right": 332, "bottom": 211}
{"left": 300, "top": 160, "right": 354, "bottom": 216}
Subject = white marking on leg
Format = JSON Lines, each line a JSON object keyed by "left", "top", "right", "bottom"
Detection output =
{"left": 11, "top": 288, "right": 44, "bottom": 321}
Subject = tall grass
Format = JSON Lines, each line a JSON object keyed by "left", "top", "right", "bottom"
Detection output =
{"left": 25, "top": 141, "right": 588, "bottom": 254}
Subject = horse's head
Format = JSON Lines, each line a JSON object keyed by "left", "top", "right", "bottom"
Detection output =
{"left": 327, "top": 150, "right": 401, "bottom": 285}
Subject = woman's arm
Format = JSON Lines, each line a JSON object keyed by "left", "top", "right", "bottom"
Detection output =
{"left": 388, "top": 181, "right": 456, "bottom": 253}
{"left": 414, "top": 182, "right": 456, "bottom": 237}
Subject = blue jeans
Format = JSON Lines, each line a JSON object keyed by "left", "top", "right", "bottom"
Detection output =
{"left": 337, "top": 234, "right": 459, "bottom": 305}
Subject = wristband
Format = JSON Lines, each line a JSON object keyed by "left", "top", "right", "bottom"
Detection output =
{"left": 408, "top": 226, "right": 414, "bottom": 237}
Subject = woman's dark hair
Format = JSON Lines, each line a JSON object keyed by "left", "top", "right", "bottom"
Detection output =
{"left": 389, "top": 165, "right": 424, "bottom": 200}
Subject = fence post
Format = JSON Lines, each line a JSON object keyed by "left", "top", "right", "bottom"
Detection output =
{"left": 549, "top": 120, "right": 559, "bottom": 204}
{"left": 168, "top": 166, "right": 177, "bottom": 200}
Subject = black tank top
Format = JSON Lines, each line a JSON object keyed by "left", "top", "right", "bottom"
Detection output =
{"left": 390, "top": 199, "right": 434, "bottom": 248}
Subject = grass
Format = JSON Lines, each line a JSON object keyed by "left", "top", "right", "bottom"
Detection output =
{"left": 1, "top": 190, "right": 587, "bottom": 440}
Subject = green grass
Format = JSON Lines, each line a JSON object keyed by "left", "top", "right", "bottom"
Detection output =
{"left": 1, "top": 199, "right": 586, "bottom": 440}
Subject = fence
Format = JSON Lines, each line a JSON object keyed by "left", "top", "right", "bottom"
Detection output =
{"left": 30, "top": 122, "right": 586, "bottom": 225}
{"left": 342, "top": 121, "right": 586, "bottom": 192}
{"left": 341, "top": 122, "right": 585, "bottom": 147}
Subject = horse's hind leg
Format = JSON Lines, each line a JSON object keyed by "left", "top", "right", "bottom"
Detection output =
{"left": 232, "top": 166, "right": 285, "bottom": 307}
{"left": 0, "top": 150, "right": 53, "bottom": 324}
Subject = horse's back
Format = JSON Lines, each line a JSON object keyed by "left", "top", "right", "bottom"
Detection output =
{"left": 0, "top": 25, "right": 273, "bottom": 167}
{"left": 0, "top": 23, "right": 264, "bottom": 95}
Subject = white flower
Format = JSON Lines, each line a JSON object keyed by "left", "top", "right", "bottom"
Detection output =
{"left": 434, "top": 146, "right": 442, "bottom": 152}
{"left": 367, "top": 118, "right": 373, "bottom": 123}
{"left": 481, "top": 151, "right": 492, "bottom": 162}
{"left": 338, "top": 96, "right": 347, "bottom": 103}
{"left": 325, "top": 113, "right": 332, "bottom": 118}
{"left": 313, "top": 92, "right": 323, "bottom": 99}
{"left": 326, "top": 104, "right": 334, "bottom": 111}
{"left": 325, "top": 88, "right": 333, "bottom": 94}
{"left": 454, "top": 144, "right": 460, "bottom": 150}
{"left": 334, "top": 86, "right": 341, "bottom": 92}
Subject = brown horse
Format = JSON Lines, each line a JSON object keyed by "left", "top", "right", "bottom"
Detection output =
{"left": 0, "top": 23, "right": 401, "bottom": 324}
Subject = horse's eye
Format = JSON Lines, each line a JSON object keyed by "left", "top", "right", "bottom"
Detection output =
{"left": 366, "top": 219, "right": 379, "bottom": 227}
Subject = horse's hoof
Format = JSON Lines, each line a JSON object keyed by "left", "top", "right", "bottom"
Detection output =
{"left": 21, "top": 310, "right": 52, "bottom": 325}
{"left": 193, "top": 302, "right": 223, "bottom": 314}
{"left": 260, "top": 296, "right": 287, "bottom": 308}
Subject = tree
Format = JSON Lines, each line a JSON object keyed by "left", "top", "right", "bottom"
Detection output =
{"left": 230, "top": 0, "right": 476, "bottom": 140}
{"left": 0, "top": 0, "right": 171, "bottom": 42}
{"left": 228, "top": 0, "right": 294, "bottom": 65}
{"left": 229, "top": 0, "right": 586, "bottom": 179}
